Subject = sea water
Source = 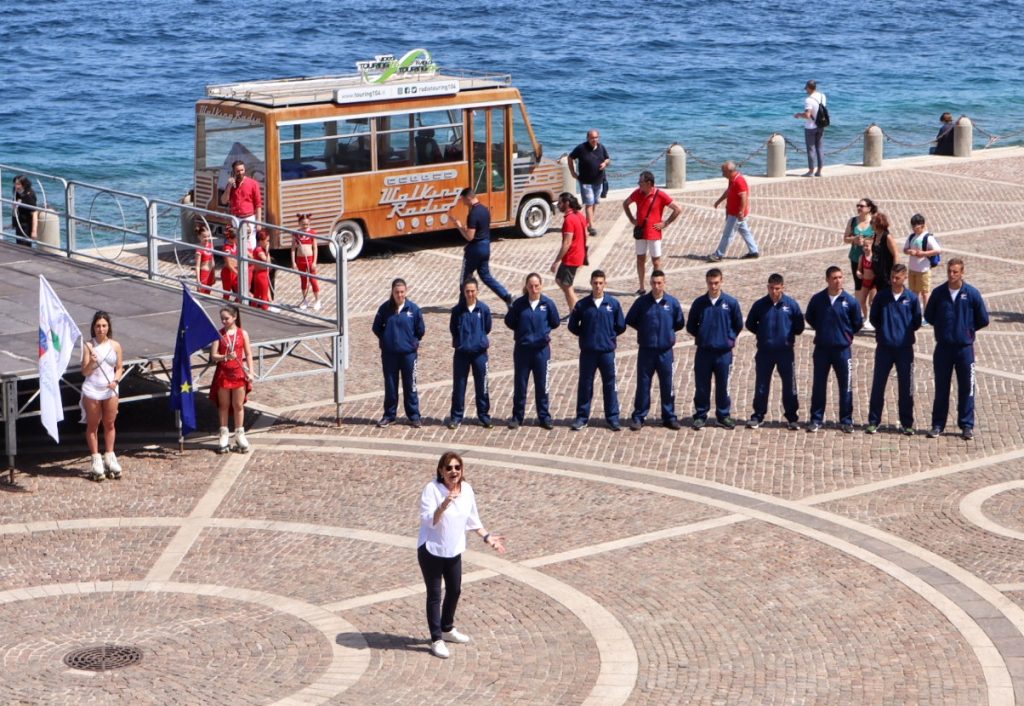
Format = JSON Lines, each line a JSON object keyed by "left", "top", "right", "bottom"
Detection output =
{"left": 2, "top": 0, "right": 1022, "bottom": 202}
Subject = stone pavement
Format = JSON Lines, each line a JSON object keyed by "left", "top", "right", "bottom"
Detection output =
{"left": 3, "top": 149, "right": 1024, "bottom": 705}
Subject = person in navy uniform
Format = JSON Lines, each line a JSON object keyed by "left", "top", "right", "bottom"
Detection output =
{"left": 447, "top": 278, "right": 493, "bottom": 430}
{"left": 804, "top": 266, "right": 863, "bottom": 433}
{"left": 924, "top": 257, "right": 989, "bottom": 440}
{"left": 568, "top": 270, "right": 627, "bottom": 431}
{"left": 686, "top": 268, "right": 744, "bottom": 429}
{"left": 453, "top": 188, "right": 514, "bottom": 308}
{"left": 505, "top": 273, "right": 560, "bottom": 429}
{"left": 625, "top": 270, "right": 686, "bottom": 431}
{"left": 372, "top": 278, "right": 426, "bottom": 428}
{"left": 866, "top": 264, "right": 921, "bottom": 435}
{"left": 744, "top": 273, "right": 805, "bottom": 430}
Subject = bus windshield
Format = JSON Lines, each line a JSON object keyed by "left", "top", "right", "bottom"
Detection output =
{"left": 197, "top": 113, "right": 266, "bottom": 188}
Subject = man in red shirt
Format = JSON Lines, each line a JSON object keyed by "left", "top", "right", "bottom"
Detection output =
{"left": 550, "top": 192, "right": 588, "bottom": 311}
{"left": 708, "top": 161, "right": 759, "bottom": 262}
{"left": 219, "top": 160, "right": 263, "bottom": 252}
{"left": 623, "top": 170, "right": 682, "bottom": 295}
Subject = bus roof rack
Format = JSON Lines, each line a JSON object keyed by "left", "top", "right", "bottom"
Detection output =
{"left": 205, "top": 69, "right": 513, "bottom": 107}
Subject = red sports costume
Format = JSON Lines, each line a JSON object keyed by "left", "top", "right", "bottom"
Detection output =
{"left": 295, "top": 230, "right": 321, "bottom": 296}
{"left": 221, "top": 240, "right": 239, "bottom": 301}
{"left": 210, "top": 327, "right": 250, "bottom": 402}
{"left": 197, "top": 247, "right": 216, "bottom": 294}
{"left": 627, "top": 188, "right": 675, "bottom": 240}
{"left": 249, "top": 245, "right": 271, "bottom": 310}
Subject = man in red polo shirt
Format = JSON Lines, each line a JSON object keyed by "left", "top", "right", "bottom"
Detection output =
{"left": 550, "top": 192, "right": 588, "bottom": 311}
{"left": 708, "top": 161, "right": 759, "bottom": 262}
{"left": 623, "top": 170, "right": 681, "bottom": 295}
{"left": 220, "top": 160, "right": 263, "bottom": 252}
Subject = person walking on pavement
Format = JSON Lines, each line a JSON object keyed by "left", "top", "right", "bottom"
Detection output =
{"left": 453, "top": 188, "right": 514, "bottom": 308}
{"left": 745, "top": 273, "right": 805, "bottom": 430}
{"left": 924, "top": 258, "right": 989, "bottom": 440}
{"left": 625, "top": 270, "right": 686, "bottom": 431}
{"left": 447, "top": 278, "right": 493, "bottom": 430}
{"left": 550, "top": 192, "right": 588, "bottom": 312}
{"left": 505, "top": 273, "right": 560, "bottom": 430}
{"left": 687, "top": 268, "right": 744, "bottom": 429}
{"left": 708, "top": 161, "right": 759, "bottom": 262}
{"left": 568, "top": 129, "right": 611, "bottom": 236}
{"left": 804, "top": 266, "right": 863, "bottom": 433}
{"left": 866, "top": 264, "right": 921, "bottom": 435}
{"left": 568, "top": 270, "right": 626, "bottom": 432}
{"left": 624, "top": 171, "right": 682, "bottom": 295}
{"left": 372, "top": 278, "right": 426, "bottom": 428}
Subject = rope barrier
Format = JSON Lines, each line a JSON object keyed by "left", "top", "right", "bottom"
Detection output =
{"left": 971, "top": 121, "right": 1024, "bottom": 149}
{"left": 880, "top": 130, "right": 937, "bottom": 149}
{"left": 824, "top": 132, "right": 864, "bottom": 157}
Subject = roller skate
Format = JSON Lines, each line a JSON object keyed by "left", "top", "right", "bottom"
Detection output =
{"left": 233, "top": 428, "right": 250, "bottom": 453}
{"left": 103, "top": 452, "right": 122, "bottom": 480}
{"left": 217, "top": 426, "right": 231, "bottom": 454}
{"left": 89, "top": 454, "right": 105, "bottom": 482}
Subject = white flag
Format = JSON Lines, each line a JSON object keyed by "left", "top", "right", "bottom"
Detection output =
{"left": 38, "top": 275, "right": 82, "bottom": 443}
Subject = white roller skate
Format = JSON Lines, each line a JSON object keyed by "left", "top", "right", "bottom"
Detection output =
{"left": 233, "top": 428, "right": 250, "bottom": 453}
{"left": 89, "top": 453, "right": 105, "bottom": 482}
{"left": 103, "top": 452, "right": 122, "bottom": 480}
{"left": 217, "top": 426, "right": 231, "bottom": 454}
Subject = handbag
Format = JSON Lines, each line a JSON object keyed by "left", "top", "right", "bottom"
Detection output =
{"left": 632, "top": 189, "right": 658, "bottom": 240}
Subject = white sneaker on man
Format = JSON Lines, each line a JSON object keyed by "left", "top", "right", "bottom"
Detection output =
{"left": 442, "top": 628, "right": 471, "bottom": 644}
{"left": 430, "top": 640, "right": 450, "bottom": 659}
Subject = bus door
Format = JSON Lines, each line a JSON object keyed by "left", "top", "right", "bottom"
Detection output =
{"left": 470, "top": 107, "right": 510, "bottom": 224}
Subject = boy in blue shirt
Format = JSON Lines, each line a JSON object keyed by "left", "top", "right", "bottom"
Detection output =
{"left": 568, "top": 270, "right": 627, "bottom": 431}
{"left": 866, "top": 264, "right": 921, "bottom": 435}
{"left": 744, "top": 273, "right": 805, "bottom": 430}
{"left": 686, "top": 268, "right": 743, "bottom": 429}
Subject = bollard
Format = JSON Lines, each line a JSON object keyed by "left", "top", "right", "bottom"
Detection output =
{"left": 863, "top": 124, "right": 884, "bottom": 167}
{"left": 558, "top": 154, "right": 575, "bottom": 194}
{"left": 766, "top": 133, "right": 786, "bottom": 178}
{"left": 37, "top": 208, "right": 60, "bottom": 249}
{"left": 665, "top": 143, "right": 686, "bottom": 189}
{"left": 954, "top": 117, "right": 973, "bottom": 157}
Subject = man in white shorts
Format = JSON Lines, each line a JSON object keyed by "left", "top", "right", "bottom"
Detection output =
{"left": 903, "top": 213, "right": 941, "bottom": 311}
{"left": 623, "top": 171, "right": 681, "bottom": 295}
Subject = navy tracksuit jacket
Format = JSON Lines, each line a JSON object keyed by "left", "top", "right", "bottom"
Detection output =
{"left": 868, "top": 287, "right": 921, "bottom": 428}
{"left": 804, "top": 288, "right": 863, "bottom": 425}
{"left": 449, "top": 300, "right": 492, "bottom": 424}
{"left": 686, "top": 292, "right": 743, "bottom": 421}
{"left": 924, "top": 281, "right": 989, "bottom": 430}
{"left": 505, "top": 295, "right": 560, "bottom": 423}
{"left": 745, "top": 294, "right": 805, "bottom": 423}
{"left": 372, "top": 299, "right": 426, "bottom": 420}
{"left": 568, "top": 294, "right": 626, "bottom": 423}
{"left": 625, "top": 293, "right": 686, "bottom": 422}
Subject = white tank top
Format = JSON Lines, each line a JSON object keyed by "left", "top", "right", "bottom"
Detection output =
{"left": 81, "top": 339, "right": 118, "bottom": 400}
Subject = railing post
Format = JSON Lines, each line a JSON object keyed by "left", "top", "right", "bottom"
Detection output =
{"left": 863, "top": 124, "right": 884, "bottom": 167}
{"left": 333, "top": 234, "right": 348, "bottom": 425}
{"left": 147, "top": 202, "right": 159, "bottom": 280}
{"left": 954, "top": 116, "right": 973, "bottom": 157}
{"left": 65, "top": 182, "right": 77, "bottom": 255}
{"left": 766, "top": 133, "right": 786, "bottom": 177}
{"left": 665, "top": 143, "right": 686, "bottom": 189}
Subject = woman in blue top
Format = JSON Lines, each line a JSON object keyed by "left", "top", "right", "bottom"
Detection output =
{"left": 843, "top": 197, "right": 877, "bottom": 319}
{"left": 371, "top": 278, "right": 425, "bottom": 427}
{"left": 504, "top": 272, "right": 560, "bottom": 429}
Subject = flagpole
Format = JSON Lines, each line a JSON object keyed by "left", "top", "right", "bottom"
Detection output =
{"left": 176, "top": 410, "right": 183, "bottom": 453}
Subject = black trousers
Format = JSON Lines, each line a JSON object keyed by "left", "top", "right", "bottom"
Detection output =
{"left": 417, "top": 544, "right": 462, "bottom": 642}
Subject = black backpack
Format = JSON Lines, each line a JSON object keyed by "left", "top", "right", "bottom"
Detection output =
{"left": 814, "top": 96, "right": 830, "bottom": 128}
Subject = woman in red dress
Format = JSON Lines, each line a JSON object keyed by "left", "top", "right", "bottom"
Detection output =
{"left": 210, "top": 305, "right": 254, "bottom": 453}
{"left": 195, "top": 222, "right": 217, "bottom": 294}
{"left": 249, "top": 229, "right": 272, "bottom": 310}
{"left": 291, "top": 212, "right": 321, "bottom": 311}
{"left": 220, "top": 228, "right": 240, "bottom": 302}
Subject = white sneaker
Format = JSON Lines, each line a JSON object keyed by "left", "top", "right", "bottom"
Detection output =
{"left": 90, "top": 454, "right": 105, "bottom": 481}
{"left": 299, "top": 298, "right": 309, "bottom": 310}
{"left": 430, "top": 640, "right": 450, "bottom": 659}
{"left": 234, "top": 428, "right": 250, "bottom": 453}
{"left": 862, "top": 320, "right": 875, "bottom": 332}
{"left": 442, "top": 628, "right": 471, "bottom": 644}
{"left": 218, "top": 426, "right": 230, "bottom": 454}
{"left": 312, "top": 299, "right": 322, "bottom": 311}
{"left": 103, "top": 452, "right": 122, "bottom": 479}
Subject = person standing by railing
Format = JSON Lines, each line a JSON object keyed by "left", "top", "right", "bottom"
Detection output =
{"left": 292, "top": 213, "right": 322, "bottom": 311}
{"left": 794, "top": 80, "right": 827, "bottom": 177}
{"left": 219, "top": 160, "right": 262, "bottom": 251}
{"left": 194, "top": 222, "right": 217, "bottom": 294}
{"left": 11, "top": 175, "right": 38, "bottom": 246}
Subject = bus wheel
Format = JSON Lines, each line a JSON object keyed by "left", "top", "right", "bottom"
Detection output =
{"left": 332, "top": 220, "right": 365, "bottom": 261}
{"left": 516, "top": 196, "right": 552, "bottom": 238}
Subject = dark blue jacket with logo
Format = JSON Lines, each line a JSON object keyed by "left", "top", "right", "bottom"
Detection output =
{"left": 449, "top": 301, "right": 492, "bottom": 354}
{"left": 745, "top": 294, "right": 805, "bottom": 349}
{"left": 505, "top": 295, "right": 560, "bottom": 348}
{"left": 686, "top": 292, "right": 743, "bottom": 351}
{"left": 869, "top": 288, "right": 921, "bottom": 347}
{"left": 625, "top": 293, "right": 685, "bottom": 351}
{"left": 804, "top": 289, "right": 863, "bottom": 347}
{"left": 924, "top": 282, "right": 989, "bottom": 346}
{"left": 568, "top": 295, "right": 626, "bottom": 353}
{"left": 372, "top": 300, "right": 425, "bottom": 354}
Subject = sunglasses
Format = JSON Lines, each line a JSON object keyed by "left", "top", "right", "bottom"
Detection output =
{"left": 445, "top": 463, "right": 462, "bottom": 470}
{"left": 856, "top": 204, "right": 869, "bottom": 209}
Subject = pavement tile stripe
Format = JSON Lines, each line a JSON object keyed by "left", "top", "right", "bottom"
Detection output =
{"left": 960, "top": 481, "right": 1024, "bottom": 542}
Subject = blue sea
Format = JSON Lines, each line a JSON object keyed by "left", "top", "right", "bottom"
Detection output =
{"left": 2, "top": 0, "right": 1023, "bottom": 201}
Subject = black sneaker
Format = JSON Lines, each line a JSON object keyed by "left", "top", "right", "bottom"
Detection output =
{"left": 961, "top": 427, "right": 974, "bottom": 440}
{"left": 741, "top": 252, "right": 760, "bottom": 260}
{"left": 507, "top": 419, "right": 520, "bottom": 430}
{"left": 376, "top": 417, "right": 394, "bottom": 428}
{"left": 629, "top": 419, "right": 642, "bottom": 432}
{"left": 840, "top": 424, "right": 854, "bottom": 434}
{"left": 787, "top": 421, "right": 800, "bottom": 431}
{"left": 410, "top": 418, "right": 423, "bottom": 429}
{"left": 588, "top": 225, "right": 598, "bottom": 237}
{"left": 692, "top": 418, "right": 706, "bottom": 430}
{"left": 608, "top": 420, "right": 622, "bottom": 432}
{"left": 480, "top": 419, "right": 494, "bottom": 429}
{"left": 540, "top": 419, "right": 554, "bottom": 430}
{"left": 901, "top": 426, "right": 915, "bottom": 436}
{"left": 806, "top": 422, "right": 821, "bottom": 433}
{"left": 446, "top": 420, "right": 460, "bottom": 430}
{"left": 746, "top": 418, "right": 762, "bottom": 429}
{"left": 927, "top": 427, "right": 941, "bottom": 439}
{"left": 718, "top": 417, "right": 737, "bottom": 429}
{"left": 570, "top": 419, "right": 588, "bottom": 431}
{"left": 865, "top": 424, "right": 878, "bottom": 435}
{"left": 664, "top": 418, "right": 682, "bottom": 430}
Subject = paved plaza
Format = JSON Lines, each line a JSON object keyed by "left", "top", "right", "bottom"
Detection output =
{"left": 3, "top": 149, "right": 1024, "bottom": 704}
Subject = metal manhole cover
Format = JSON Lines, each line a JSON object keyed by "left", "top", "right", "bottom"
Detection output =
{"left": 63, "top": 644, "right": 143, "bottom": 671}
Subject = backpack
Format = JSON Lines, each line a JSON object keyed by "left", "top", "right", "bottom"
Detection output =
{"left": 814, "top": 95, "right": 830, "bottom": 128}
{"left": 925, "top": 233, "right": 941, "bottom": 268}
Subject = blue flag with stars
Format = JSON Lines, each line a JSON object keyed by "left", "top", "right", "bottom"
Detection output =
{"left": 170, "top": 284, "right": 221, "bottom": 436}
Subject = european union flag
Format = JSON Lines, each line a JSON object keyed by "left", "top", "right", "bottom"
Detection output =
{"left": 170, "top": 284, "right": 221, "bottom": 436}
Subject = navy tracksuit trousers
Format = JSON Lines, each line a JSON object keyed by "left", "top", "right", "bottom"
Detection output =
{"left": 512, "top": 345, "right": 551, "bottom": 423}
{"left": 575, "top": 351, "right": 620, "bottom": 423}
{"left": 751, "top": 348, "right": 799, "bottom": 423}
{"left": 632, "top": 348, "right": 676, "bottom": 422}
{"left": 932, "top": 344, "right": 976, "bottom": 431}
{"left": 693, "top": 349, "right": 733, "bottom": 421}
{"left": 382, "top": 351, "right": 420, "bottom": 421}
{"left": 868, "top": 345, "right": 915, "bottom": 428}
{"left": 450, "top": 350, "right": 490, "bottom": 424}
{"left": 810, "top": 346, "right": 853, "bottom": 426}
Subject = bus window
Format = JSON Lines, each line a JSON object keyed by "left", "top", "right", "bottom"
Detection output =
{"left": 413, "top": 109, "right": 464, "bottom": 165}
{"left": 198, "top": 114, "right": 265, "bottom": 186}
{"left": 512, "top": 104, "right": 537, "bottom": 162}
{"left": 471, "top": 109, "right": 487, "bottom": 193}
{"left": 279, "top": 118, "right": 370, "bottom": 178}
{"left": 491, "top": 108, "right": 506, "bottom": 192}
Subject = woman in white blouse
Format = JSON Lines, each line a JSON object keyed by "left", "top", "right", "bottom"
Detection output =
{"left": 417, "top": 451, "right": 505, "bottom": 659}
